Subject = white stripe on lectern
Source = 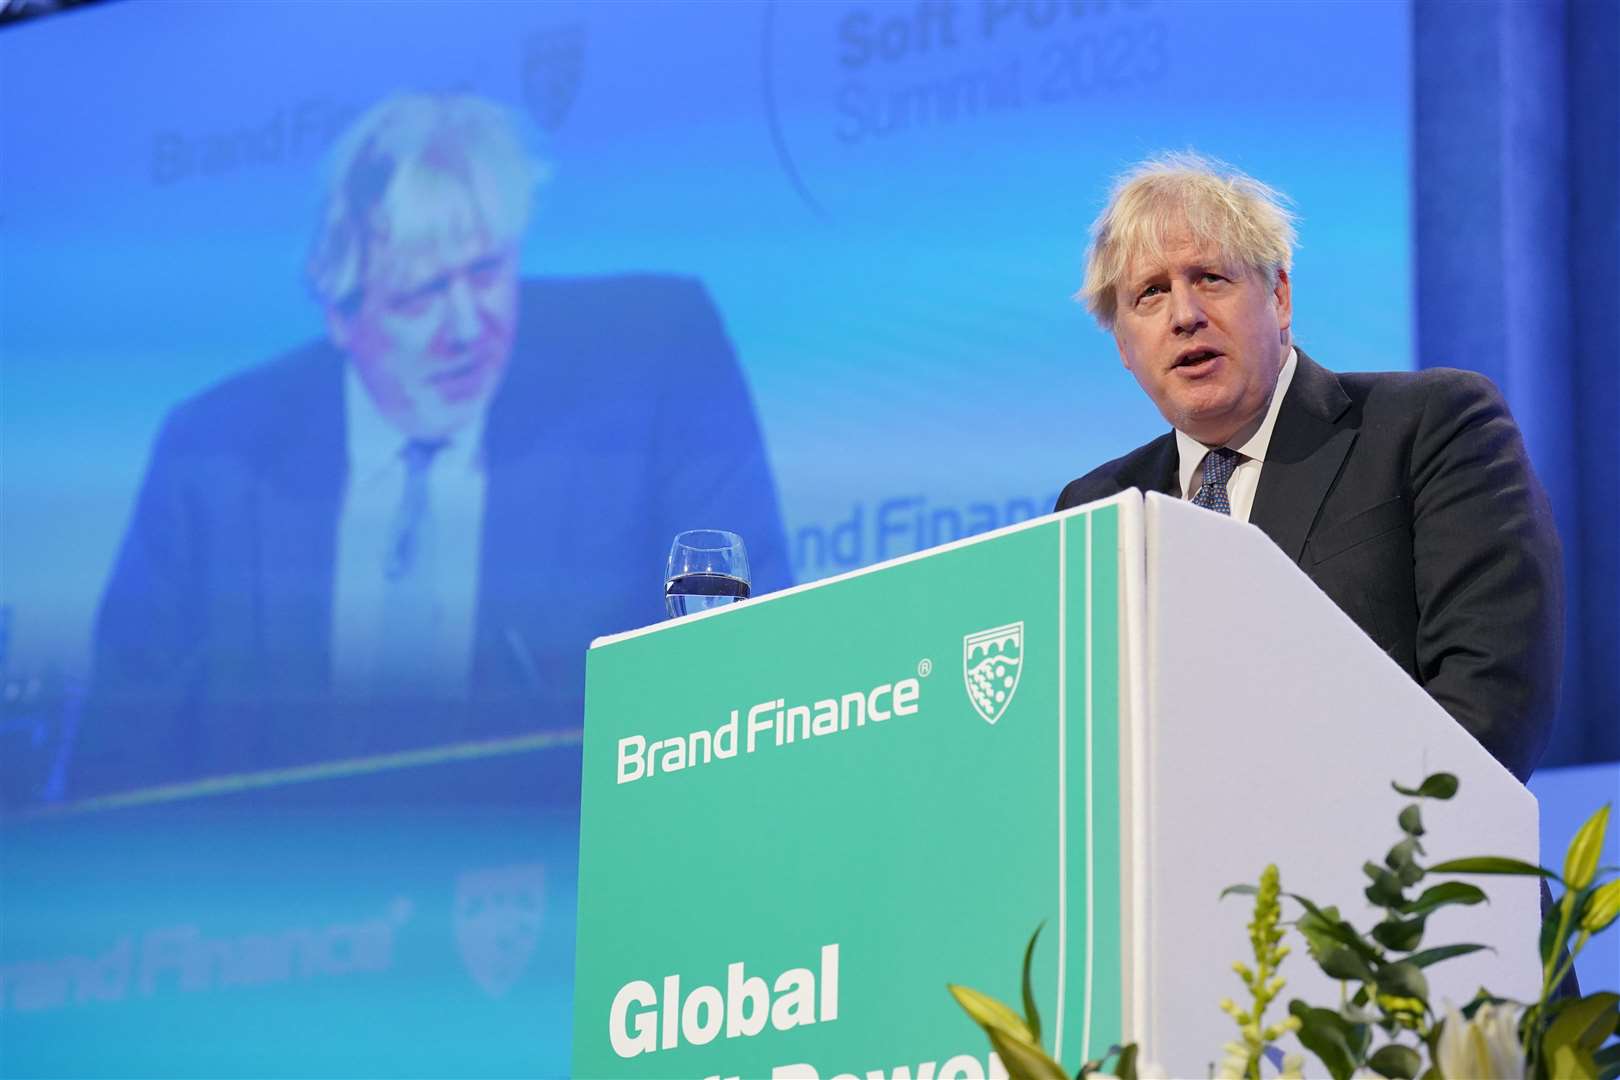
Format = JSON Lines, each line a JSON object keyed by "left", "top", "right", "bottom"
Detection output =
{"left": 1055, "top": 516, "right": 1068, "bottom": 1062}
{"left": 1083, "top": 509, "right": 1096, "bottom": 1063}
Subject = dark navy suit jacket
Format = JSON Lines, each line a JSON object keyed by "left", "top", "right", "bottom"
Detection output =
{"left": 79, "top": 276, "right": 791, "bottom": 794}
{"left": 1057, "top": 350, "right": 1563, "bottom": 781}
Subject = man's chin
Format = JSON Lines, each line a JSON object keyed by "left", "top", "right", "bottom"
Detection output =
{"left": 1169, "top": 397, "right": 1247, "bottom": 443}
{"left": 403, "top": 396, "right": 489, "bottom": 440}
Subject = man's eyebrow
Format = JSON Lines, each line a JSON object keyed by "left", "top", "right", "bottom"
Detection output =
{"left": 394, "top": 272, "right": 452, "bottom": 301}
{"left": 1127, "top": 266, "right": 1167, "bottom": 291}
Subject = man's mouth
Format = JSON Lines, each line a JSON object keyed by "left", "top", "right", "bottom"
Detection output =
{"left": 428, "top": 358, "right": 483, "bottom": 386}
{"left": 423, "top": 354, "right": 496, "bottom": 403}
{"left": 1173, "top": 348, "right": 1224, "bottom": 374}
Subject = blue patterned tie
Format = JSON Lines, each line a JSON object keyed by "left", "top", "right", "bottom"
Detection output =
{"left": 1191, "top": 446, "right": 1241, "bottom": 515}
{"left": 374, "top": 437, "right": 457, "bottom": 700}
{"left": 385, "top": 438, "right": 448, "bottom": 580}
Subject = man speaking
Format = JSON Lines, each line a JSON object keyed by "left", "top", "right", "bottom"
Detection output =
{"left": 1056, "top": 153, "right": 1562, "bottom": 782}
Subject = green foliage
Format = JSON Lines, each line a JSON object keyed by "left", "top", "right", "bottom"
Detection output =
{"left": 1425, "top": 855, "right": 1556, "bottom": 878}
{"left": 947, "top": 925, "right": 1142, "bottom": 1080}
{"left": 1271, "top": 776, "right": 1478, "bottom": 1075}
{"left": 1392, "top": 775, "right": 1458, "bottom": 800}
{"left": 948, "top": 782, "right": 1620, "bottom": 1080}
{"left": 1217, "top": 865, "right": 1302, "bottom": 1080}
{"left": 1564, "top": 806, "right": 1611, "bottom": 892}
{"left": 1022, "top": 924, "right": 1045, "bottom": 1047}
{"left": 1367, "top": 1043, "right": 1422, "bottom": 1079}
{"left": 1584, "top": 879, "right": 1620, "bottom": 935}
{"left": 1280, "top": 782, "right": 1619, "bottom": 1080}
{"left": 1288, "top": 1001, "right": 1367, "bottom": 1080}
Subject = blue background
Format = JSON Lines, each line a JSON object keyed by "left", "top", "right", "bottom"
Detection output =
{"left": 0, "top": 1, "right": 1612, "bottom": 1076}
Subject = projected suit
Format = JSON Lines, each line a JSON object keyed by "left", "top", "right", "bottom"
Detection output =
{"left": 1056, "top": 350, "right": 1563, "bottom": 782}
{"left": 78, "top": 275, "right": 790, "bottom": 795}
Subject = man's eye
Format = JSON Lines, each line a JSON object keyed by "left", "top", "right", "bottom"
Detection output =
{"left": 1202, "top": 272, "right": 1227, "bottom": 284}
{"left": 1138, "top": 284, "right": 1165, "bottom": 301}
{"left": 389, "top": 277, "right": 449, "bottom": 313}
{"left": 468, "top": 256, "right": 504, "bottom": 288}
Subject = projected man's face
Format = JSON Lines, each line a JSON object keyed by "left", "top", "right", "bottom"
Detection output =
{"left": 1112, "top": 226, "right": 1291, "bottom": 447}
{"left": 329, "top": 182, "right": 520, "bottom": 439}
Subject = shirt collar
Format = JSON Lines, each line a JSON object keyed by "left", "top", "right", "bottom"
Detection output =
{"left": 343, "top": 365, "right": 486, "bottom": 480}
{"left": 1175, "top": 346, "right": 1298, "bottom": 497}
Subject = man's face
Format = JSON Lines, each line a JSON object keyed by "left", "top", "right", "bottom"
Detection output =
{"left": 329, "top": 186, "right": 520, "bottom": 438}
{"left": 1111, "top": 227, "right": 1292, "bottom": 446}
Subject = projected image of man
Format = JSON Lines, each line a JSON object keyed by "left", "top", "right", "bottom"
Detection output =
{"left": 78, "top": 94, "right": 790, "bottom": 794}
{"left": 309, "top": 101, "right": 531, "bottom": 705}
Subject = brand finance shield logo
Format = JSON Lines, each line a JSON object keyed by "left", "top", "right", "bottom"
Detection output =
{"left": 963, "top": 622, "right": 1024, "bottom": 725}
{"left": 452, "top": 863, "right": 546, "bottom": 999}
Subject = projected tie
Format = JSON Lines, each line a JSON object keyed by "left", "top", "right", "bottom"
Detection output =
{"left": 374, "top": 437, "right": 454, "bottom": 700}
{"left": 1191, "top": 446, "right": 1241, "bottom": 515}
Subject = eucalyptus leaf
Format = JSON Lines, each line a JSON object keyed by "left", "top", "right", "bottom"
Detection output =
{"left": 1372, "top": 915, "right": 1426, "bottom": 953}
{"left": 1368, "top": 1043, "right": 1423, "bottom": 1079}
{"left": 1398, "top": 804, "right": 1425, "bottom": 837}
{"left": 1406, "top": 943, "right": 1488, "bottom": 969}
{"left": 1385, "top": 837, "right": 1425, "bottom": 873}
{"left": 1291, "top": 896, "right": 1381, "bottom": 962}
{"left": 1391, "top": 774, "right": 1458, "bottom": 800}
{"left": 1320, "top": 945, "right": 1376, "bottom": 982}
{"left": 1401, "top": 881, "right": 1487, "bottom": 917}
{"left": 1289, "top": 1001, "right": 1361, "bottom": 1080}
{"left": 1364, "top": 862, "right": 1408, "bottom": 907}
{"left": 1114, "top": 1042, "right": 1140, "bottom": 1080}
{"left": 1374, "top": 961, "right": 1429, "bottom": 1001}
{"left": 1427, "top": 856, "right": 1557, "bottom": 878}
{"left": 1021, "top": 924, "right": 1044, "bottom": 1046}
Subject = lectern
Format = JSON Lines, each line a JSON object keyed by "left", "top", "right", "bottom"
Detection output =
{"left": 573, "top": 492, "right": 1539, "bottom": 1078}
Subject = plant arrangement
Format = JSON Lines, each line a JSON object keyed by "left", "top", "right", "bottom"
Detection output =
{"left": 949, "top": 775, "right": 1619, "bottom": 1079}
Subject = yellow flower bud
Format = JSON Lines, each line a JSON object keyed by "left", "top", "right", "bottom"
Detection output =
{"left": 1563, "top": 804, "right": 1610, "bottom": 891}
{"left": 1580, "top": 878, "right": 1620, "bottom": 933}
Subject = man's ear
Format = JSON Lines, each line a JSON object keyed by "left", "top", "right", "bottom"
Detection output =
{"left": 1272, "top": 267, "right": 1293, "bottom": 340}
{"left": 325, "top": 306, "right": 354, "bottom": 351}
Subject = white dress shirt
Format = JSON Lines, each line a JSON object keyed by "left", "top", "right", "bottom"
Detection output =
{"left": 330, "top": 367, "right": 487, "bottom": 699}
{"left": 1174, "top": 348, "right": 1298, "bottom": 523}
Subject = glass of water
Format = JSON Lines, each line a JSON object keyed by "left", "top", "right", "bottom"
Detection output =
{"left": 665, "top": 530, "right": 751, "bottom": 618}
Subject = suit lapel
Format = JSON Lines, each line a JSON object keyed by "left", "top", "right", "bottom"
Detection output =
{"left": 257, "top": 353, "right": 346, "bottom": 694}
{"left": 1119, "top": 433, "right": 1180, "bottom": 497}
{"left": 1249, "top": 350, "right": 1355, "bottom": 562}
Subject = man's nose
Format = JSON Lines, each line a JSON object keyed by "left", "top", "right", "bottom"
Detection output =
{"left": 1170, "top": 283, "right": 1207, "bottom": 335}
{"left": 443, "top": 278, "right": 482, "bottom": 346}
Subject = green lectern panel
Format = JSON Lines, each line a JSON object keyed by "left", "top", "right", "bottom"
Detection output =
{"left": 576, "top": 506, "right": 1124, "bottom": 1078}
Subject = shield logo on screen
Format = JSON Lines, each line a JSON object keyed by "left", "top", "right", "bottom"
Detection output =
{"left": 521, "top": 24, "right": 585, "bottom": 133}
{"left": 452, "top": 863, "right": 546, "bottom": 999}
{"left": 963, "top": 622, "right": 1023, "bottom": 725}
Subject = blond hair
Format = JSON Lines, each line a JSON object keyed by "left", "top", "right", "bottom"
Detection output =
{"left": 307, "top": 93, "right": 543, "bottom": 310}
{"left": 1079, "top": 152, "right": 1297, "bottom": 330}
